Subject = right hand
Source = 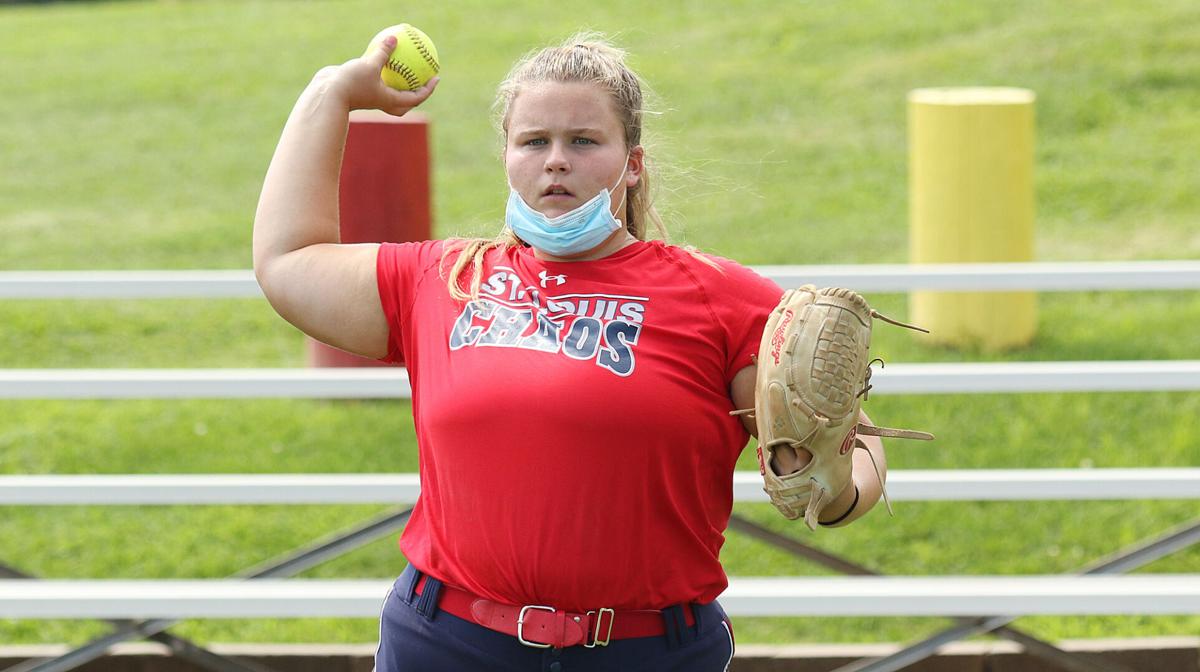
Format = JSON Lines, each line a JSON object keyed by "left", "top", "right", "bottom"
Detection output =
{"left": 315, "top": 35, "right": 439, "bottom": 116}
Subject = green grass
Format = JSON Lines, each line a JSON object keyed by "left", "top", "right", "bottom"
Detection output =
{"left": 2, "top": 0, "right": 1199, "bottom": 647}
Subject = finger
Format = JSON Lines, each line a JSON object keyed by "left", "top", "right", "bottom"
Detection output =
{"left": 412, "top": 76, "right": 439, "bottom": 101}
{"left": 382, "top": 76, "right": 439, "bottom": 108}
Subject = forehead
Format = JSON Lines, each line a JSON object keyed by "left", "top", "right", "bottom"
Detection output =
{"left": 507, "top": 81, "right": 622, "bottom": 135}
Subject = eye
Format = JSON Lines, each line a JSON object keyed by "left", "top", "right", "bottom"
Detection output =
{"left": 572, "top": 137, "right": 596, "bottom": 145}
{"left": 524, "top": 138, "right": 547, "bottom": 146}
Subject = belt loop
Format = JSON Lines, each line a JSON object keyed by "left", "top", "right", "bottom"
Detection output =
{"left": 678, "top": 604, "right": 695, "bottom": 645}
{"left": 690, "top": 602, "right": 704, "bottom": 638}
{"left": 661, "top": 604, "right": 683, "bottom": 650}
{"left": 400, "top": 565, "right": 420, "bottom": 605}
{"left": 415, "top": 576, "right": 443, "bottom": 620}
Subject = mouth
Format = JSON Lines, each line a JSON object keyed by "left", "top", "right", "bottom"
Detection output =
{"left": 542, "top": 184, "right": 574, "bottom": 198}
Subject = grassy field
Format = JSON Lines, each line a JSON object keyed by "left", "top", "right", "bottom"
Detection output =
{"left": 2, "top": 0, "right": 1198, "bottom": 648}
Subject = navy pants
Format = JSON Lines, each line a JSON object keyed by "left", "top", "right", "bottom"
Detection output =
{"left": 374, "top": 564, "right": 736, "bottom": 672}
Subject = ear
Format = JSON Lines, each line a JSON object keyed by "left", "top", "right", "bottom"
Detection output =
{"left": 625, "top": 145, "right": 645, "bottom": 189}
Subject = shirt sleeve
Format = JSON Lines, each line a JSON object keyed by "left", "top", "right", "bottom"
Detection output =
{"left": 376, "top": 240, "right": 446, "bottom": 364}
{"left": 701, "top": 254, "right": 784, "bottom": 382}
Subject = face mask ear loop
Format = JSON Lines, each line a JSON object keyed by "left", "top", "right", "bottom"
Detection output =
{"left": 608, "top": 152, "right": 631, "bottom": 219}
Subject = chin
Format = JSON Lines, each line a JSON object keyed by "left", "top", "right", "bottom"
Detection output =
{"left": 535, "top": 196, "right": 580, "bottom": 218}
{"left": 537, "top": 207, "right": 572, "bottom": 219}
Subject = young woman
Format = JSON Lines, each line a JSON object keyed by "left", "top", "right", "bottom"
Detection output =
{"left": 254, "top": 32, "right": 888, "bottom": 672}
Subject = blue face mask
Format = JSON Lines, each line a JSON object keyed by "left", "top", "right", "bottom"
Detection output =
{"left": 505, "top": 158, "right": 629, "bottom": 257}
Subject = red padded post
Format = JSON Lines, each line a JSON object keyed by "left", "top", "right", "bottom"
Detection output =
{"left": 306, "top": 110, "right": 432, "bottom": 367}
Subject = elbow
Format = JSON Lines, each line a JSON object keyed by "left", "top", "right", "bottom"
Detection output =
{"left": 252, "top": 236, "right": 287, "bottom": 304}
{"left": 252, "top": 249, "right": 271, "bottom": 286}
{"left": 254, "top": 256, "right": 292, "bottom": 310}
{"left": 251, "top": 217, "right": 285, "bottom": 294}
{"left": 252, "top": 248, "right": 274, "bottom": 296}
{"left": 251, "top": 217, "right": 271, "bottom": 285}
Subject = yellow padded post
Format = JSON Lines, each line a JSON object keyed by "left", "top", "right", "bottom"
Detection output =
{"left": 908, "top": 87, "right": 1036, "bottom": 350}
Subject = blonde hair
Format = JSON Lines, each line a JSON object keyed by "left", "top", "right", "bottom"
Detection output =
{"left": 443, "top": 33, "right": 667, "bottom": 301}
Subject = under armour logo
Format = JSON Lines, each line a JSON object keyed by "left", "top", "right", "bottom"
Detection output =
{"left": 538, "top": 270, "right": 566, "bottom": 288}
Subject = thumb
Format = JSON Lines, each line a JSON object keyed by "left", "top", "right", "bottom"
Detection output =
{"left": 367, "top": 34, "right": 397, "bottom": 66}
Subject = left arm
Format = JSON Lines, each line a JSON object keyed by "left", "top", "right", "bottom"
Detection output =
{"left": 730, "top": 364, "right": 885, "bottom": 526}
{"left": 828, "top": 416, "right": 885, "bottom": 527}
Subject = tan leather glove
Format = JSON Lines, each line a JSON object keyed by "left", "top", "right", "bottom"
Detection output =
{"left": 741, "top": 286, "right": 934, "bottom": 530}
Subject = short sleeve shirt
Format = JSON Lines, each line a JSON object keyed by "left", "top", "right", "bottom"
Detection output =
{"left": 376, "top": 239, "right": 783, "bottom": 610}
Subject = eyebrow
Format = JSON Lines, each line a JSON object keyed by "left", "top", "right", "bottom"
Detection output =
{"left": 512, "top": 127, "right": 606, "bottom": 136}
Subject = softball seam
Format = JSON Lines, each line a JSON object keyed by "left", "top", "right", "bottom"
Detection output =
{"left": 403, "top": 26, "right": 440, "bottom": 74}
{"left": 386, "top": 59, "right": 421, "bottom": 89}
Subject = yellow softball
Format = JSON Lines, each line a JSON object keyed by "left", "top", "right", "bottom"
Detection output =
{"left": 364, "top": 24, "right": 440, "bottom": 91}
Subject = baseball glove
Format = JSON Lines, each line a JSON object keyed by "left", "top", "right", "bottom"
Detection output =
{"left": 734, "top": 285, "right": 934, "bottom": 530}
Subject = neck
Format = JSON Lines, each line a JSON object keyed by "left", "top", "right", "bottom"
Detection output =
{"left": 532, "top": 226, "right": 637, "bottom": 262}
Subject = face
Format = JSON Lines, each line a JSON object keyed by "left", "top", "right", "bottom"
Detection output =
{"left": 505, "top": 81, "right": 643, "bottom": 220}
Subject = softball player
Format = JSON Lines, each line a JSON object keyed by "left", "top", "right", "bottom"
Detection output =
{"left": 254, "top": 31, "right": 886, "bottom": 672}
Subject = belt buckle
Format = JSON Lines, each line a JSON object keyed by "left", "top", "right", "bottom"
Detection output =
{"left": 584, "top": 607, "right": 614, "bottom": 648}
{"left": 517, "top": 604, "right": 555, "bottom": 648}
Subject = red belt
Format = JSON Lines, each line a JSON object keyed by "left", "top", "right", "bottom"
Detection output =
{"left": 415, "top": 574, "right": 695, "bottom": 649}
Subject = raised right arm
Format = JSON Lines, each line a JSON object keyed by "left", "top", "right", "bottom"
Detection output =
{"left": 252, "top": 36, "right": 437, "bottom": 359}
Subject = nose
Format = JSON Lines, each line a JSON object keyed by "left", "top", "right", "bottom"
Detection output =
{"left": 544, "top": 141, "right": 569, "bottom": 173}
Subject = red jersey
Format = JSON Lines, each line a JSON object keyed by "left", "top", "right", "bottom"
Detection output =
{"left": 376, "top": 239, "right": 782, "bottom": 611}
